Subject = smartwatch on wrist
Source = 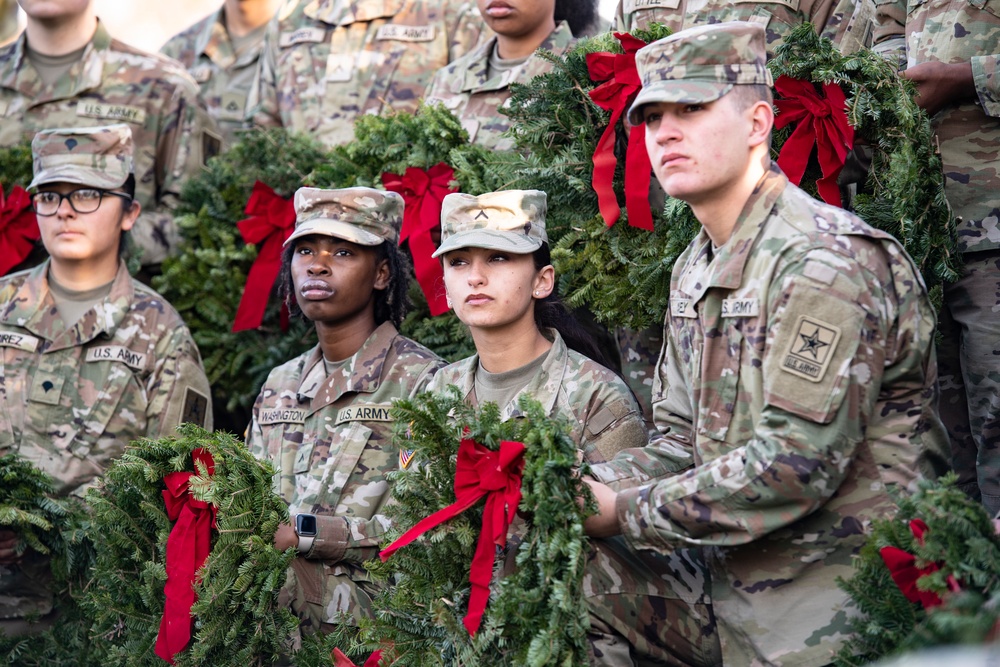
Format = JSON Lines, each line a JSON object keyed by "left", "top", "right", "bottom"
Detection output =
{"left": 294, "top": 513, "right": 317, "bottom": 554}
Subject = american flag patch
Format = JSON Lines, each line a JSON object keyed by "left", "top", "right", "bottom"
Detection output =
{"left": 399, "top": 449, "right": 416, "bottom": 469}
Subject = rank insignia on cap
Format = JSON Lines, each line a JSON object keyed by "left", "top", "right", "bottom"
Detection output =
{"left": 399, "top": 448, "right": 416, "bottom": 469}
{"left": 474, "top": 209, "right": 489, "bottom": 220}
{"left": 781, "top": 315, "right": 841, "bottom": 382}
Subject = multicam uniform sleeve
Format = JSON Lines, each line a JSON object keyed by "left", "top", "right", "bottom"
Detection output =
{"left": 144, "top": 323, "right": 213, "bottom": 436}
{"left": 617, "top": 247, "right": 890, "bottom": 552}
{"left": 871, "top": 0, "right": 907, "bottom": 67}
{"left": 245, "top": 18, "right": 283, "bottom": 129}
{"left": 972, "top": 54, "right": 1000, "bottom": 117}
{"left": 308, "top": 358, "right": 443, "bottom": 564}
{"left": 131, "top": 74, "right": 219, "bottom": 266}
{"left": 590, "top": 326, "right": 696, "bottom": 491}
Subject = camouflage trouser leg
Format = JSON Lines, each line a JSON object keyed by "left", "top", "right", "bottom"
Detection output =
{"left": 585, "top": 541, "right": 720, "bottom": 667}
{"left": 616, "top": 325, "right": 665, "bottom": 427}
{"left": 936, "top": 249, "right": 1000, "bottom": 516}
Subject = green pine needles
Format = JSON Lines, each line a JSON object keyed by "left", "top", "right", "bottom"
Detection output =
{"left": 82, "top": 424, "right": 297, "bottom": 667}
{"left": 836, "top": 474, "right": 1000, "bottom": 666}
{"left": 331, "top": 387, "right": 594, "bottom": 666}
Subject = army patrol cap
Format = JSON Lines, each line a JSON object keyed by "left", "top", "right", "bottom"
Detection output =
{"left": 285, "top": 187, "right": 403, "bottom": 247}
{"left": 432, "top": 190, "right": 547, "bottom": 257}
{"left": 627, "top": 21, "right": 773, "bottom": 125}
{"left": 29, "top": 124, "right": 134, "bottom": 190}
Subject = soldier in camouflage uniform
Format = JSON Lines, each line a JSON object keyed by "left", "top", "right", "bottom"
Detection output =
{"left": 424, "top": 0, "right": 590, "bottom": 150}
{"left": 161, "top": 0, "right": 281, "bottom": 147}
{"left": 246, "top": 186, "right": 444, "bottom": 632}
{"left": 427, "top": 190, "right": 719, "bottom": 666}
{"left": 583, "top": 23, "right": 950, "bottom": 665}
{"left": 246, "top": 0, "right": 486, "bottom": 147}
{"left": 0, "top": 124, "right": 212, "bottom": 633}
{"left": 872, "top": 0, "right": 1000, "bottom": 517}
{"left": 0, "top": 0, "right": 219, "bottom": 268}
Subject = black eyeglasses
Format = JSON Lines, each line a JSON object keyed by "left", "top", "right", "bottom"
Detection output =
{"left": 31, "top": 188, "right": 133, "bottom": 216}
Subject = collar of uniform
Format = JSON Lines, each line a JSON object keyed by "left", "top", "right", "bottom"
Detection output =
{"left": 457, "top": 328, "right": 566, "bottom": 419}
{"left": 295, "top": 320, "right": 401, "bottom": 405}
{"left": 0, "top": 20, "right": 111, "bottom": 102}
{"left": 305, "top": 0, "right": 405, "bottom": 26}
{"left": 680, "top": 165, "right": 787, "bottom": 306}
{"left": 1, "top": 259, "right": 135, "bottom": 351}
{"left": 200, "top": 9, "right": 238, "bottom": 69}
{"left": 459, "top": 21, "right": 574, "bottom": 95}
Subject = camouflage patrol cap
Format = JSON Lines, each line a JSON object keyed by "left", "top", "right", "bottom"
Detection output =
{"left": 627, "top": 21, "right": 773, "bottom": 125}
{"left": 28, "top": 124, "right": 134, "bottom": 190}
{"left": 285, "top": 186, "right": 403, "bottom": 247}
{"left": 432, "top": 190, "right": 547, "bottom": 257}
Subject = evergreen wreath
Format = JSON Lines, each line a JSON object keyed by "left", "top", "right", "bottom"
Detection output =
{"left": 81, "top": 424, "right": 298, "bottom": 667}
{"left": 497, "top": 23, "right": 958, "bottom": 330}
{"left": 835, "top": 474, "right": 1000, "bottom": 666}
{"left": 0, "top": 455, "right": 94, "bottom": 667}
{"left": 326, "top": 387, "right": 595, "bottom": 666}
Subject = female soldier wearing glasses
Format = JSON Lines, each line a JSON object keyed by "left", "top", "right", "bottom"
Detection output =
{"left": 0, "top": 124, "right": 211, "bottom": 636}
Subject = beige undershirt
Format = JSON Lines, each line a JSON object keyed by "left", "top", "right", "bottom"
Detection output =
{"left": 27, "top": 45, "right": 86, "bottom": 87}
{"left": 486, "top": 42, "right": 530, "bottom": 80}
{"left": 48, "top": 272, "right": 114, "bottom": 327}
{"left": 474, "top": 348, "right": 550, "bottom": 409}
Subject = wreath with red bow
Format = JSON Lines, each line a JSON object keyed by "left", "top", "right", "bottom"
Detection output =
{"left": 836, "top": 474, "right": 1000, "bottom": 665}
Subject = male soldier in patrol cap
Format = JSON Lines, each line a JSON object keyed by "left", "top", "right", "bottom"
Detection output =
{"left": 162, "top": 0, "right": 281, "bottom": 147}
{"left": 246, "top": 186, "right": 444, "bottom": 633}
{"left": 246, "top": 0, "right": 485, "bottom": 147}
{"left": 0, "top": 0, "right": 219, "bottom": 269}
{"left": 583, "top": 22, "right": 950, "bottom": 665}
{"left": 871, "top": 0, "right": 1000, "bottom": 518}
{"left": 0, "top": 124, "right": 212, "bottom": 635}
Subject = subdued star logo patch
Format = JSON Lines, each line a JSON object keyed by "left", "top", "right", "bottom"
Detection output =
{"left": 474, "top": 209, "right": 489, "bottom": 220}
{"left": 797, "top": 327, "right": 829, "bottom": 359}
{"left": 781, "top": 315, "right": 841, "bottom": 382}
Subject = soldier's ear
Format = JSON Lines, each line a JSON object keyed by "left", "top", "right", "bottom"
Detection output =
{"left": 373, "top": 256, "right": 390, "bottom": 291}
{"left": 119, "top": 199, "right": 141, "bottom": 232}
{"left": 748, "top": 100, "right": 773, "bottom": 150}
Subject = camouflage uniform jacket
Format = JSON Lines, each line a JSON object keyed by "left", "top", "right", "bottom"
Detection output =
{"left": 0, "top": 260, "right": 212, "bottom": 620}
{"left": 614, "top": 0, "right": 876, "bottom": 55}
{"left": 247, "top": 0, "right": 486, "bottom": 146}
{"left": 161, "top": 8, "right": 263, "bottom": 147}
{"left": 246, "top": 322, "right": 443, "bottom": 623}
{"left": 424, "top": 21, "right": 574, "bottom": 150}
{"left": 873, "top": 0, "right": 1000, "bottom": 253}
{"left": 427, "top": 331, "right": 712, "bottom": 661}
{"left": 613, "top": 166, "right": 950, "bottom": 666}
{"left": 0, "top": 21, "right": 219, "bottom": 266}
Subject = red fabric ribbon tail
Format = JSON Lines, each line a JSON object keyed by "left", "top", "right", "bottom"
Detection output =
{"left": 624, "top": 124, "right": 654, "bottom": 230}
{"left": 410, "top": 233, "right": 449, "bottom": 316}
{"left": 232, "top": 235, "right": 284, "bottom": 331}
{"left": 592, "top": 107, "right": 625, "bottom": 228}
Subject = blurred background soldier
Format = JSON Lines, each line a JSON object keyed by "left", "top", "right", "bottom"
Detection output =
{"left": 0, "top": 0, "right": 219, "bottom": 269}
{"left": 162, "top": 0, "right": 281, "bottom": 148}
{"left": 873, "top": 0, "right": 1000, "bottom": 517}
{"left": 424, "top": 0, "right": 596, "bottom": 151}
{"left": 246, "top": 0, "right": 486, "bottom": 147}
{"left": 0, "top": 124, "right": 212, "bottom": 636}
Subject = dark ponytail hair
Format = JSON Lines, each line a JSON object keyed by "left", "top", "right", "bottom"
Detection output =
{"left": 554, "top": 0, "right": 599, "bottom": 36}
{"left": 532, "top": 243, "right": 615, "bottom": 369}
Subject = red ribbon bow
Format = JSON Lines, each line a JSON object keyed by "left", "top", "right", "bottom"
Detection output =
{"left": 0, "top": 185, "right": 40, "bottom": 277}
{"left": 232, "top": 181, "right": 297, "bottom": 332}
{"left": 155, "top": 449, "right": 218, "bottom": 664}
{"left": 586, "top": 32, "right": 654, "bottom": 232}
{"left": 879, "top": 518, "right": 961, "bottom": 610}
{"left": 382, "top": 163, "right": 457, "bottom": 316}
{"left": 381, "top": 437, "right": 526, "bottom": 636}
{"left": 773, "top": 75, "right": 855, "bottom": 208}
{"left": 332, "top": 648, "right": 383, "bottom": 667}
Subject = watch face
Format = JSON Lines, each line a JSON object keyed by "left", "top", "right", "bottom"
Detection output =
{"left": 296, "top": 513, "right": 317, "bottom": 536}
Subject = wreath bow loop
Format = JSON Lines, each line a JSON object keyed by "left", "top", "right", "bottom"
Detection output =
{"left": 381, "top": 437, "right": 526, "bottom": 636}
{"left": 878, "top": 518, "right": 962, "bottom": 611}
{"left": 332, "top": 648, "right": 383, "bottom": 667}
{"left": 773, "top": 75, "right": 855, "bottom": 208}
{"left": 586, "top": 32, "right": 654, "bottom": 231}
{"left": 232, "top": 181, "right": 297, "bottom": 332}
{"left": 0, "top": 185, "right": 39, "bottom": 277}
{"left": 155, "top": 448, "right": 218, "bottom": 664}
{"left": 382, "top": 163, "right": 456, "bottom": 316}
